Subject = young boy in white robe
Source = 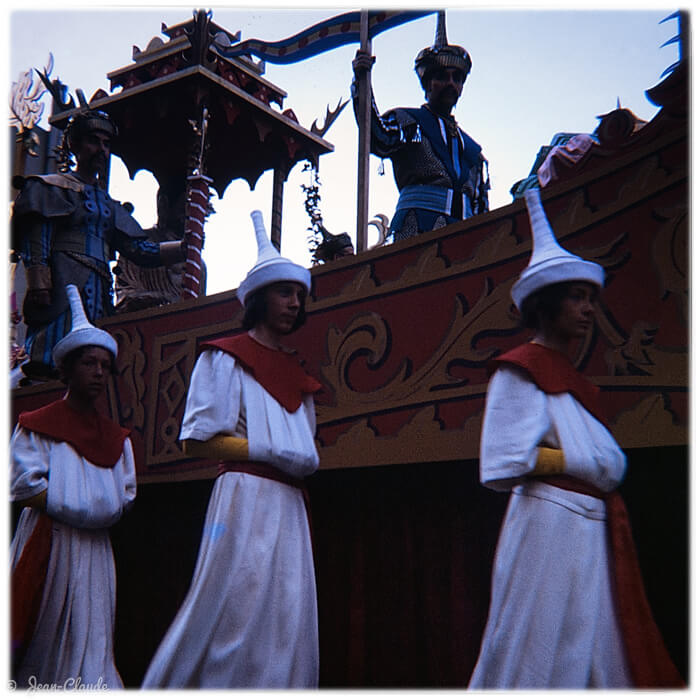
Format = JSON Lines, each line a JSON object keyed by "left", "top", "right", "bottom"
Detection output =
{"left": 142, "top": 211, "right": 321, "bottom": 688}
{"left": 10, "top": 284, "right": 136, "bottom": 688}
{"left": 468, "top": 188, "right": 682, "bottom": 689}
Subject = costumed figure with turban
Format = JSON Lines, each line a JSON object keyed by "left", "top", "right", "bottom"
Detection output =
{"left": 11, "top": 109, "right": 186, "bottom": 381}
{"left": 10, "top": 284, "right": 136, "bottom": 688}
{"left": 468, "top": 188, "right": 683, "bottom": 689}
{"left": 352, "top": 11, "right": 489, "bottom": 241}
{"left": 142, "top": 212, "right": 321, "bottom": 689}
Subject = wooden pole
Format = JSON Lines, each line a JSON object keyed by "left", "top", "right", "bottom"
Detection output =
{"left": 355, "top": 10, "right": 372, "bottom": 253}
{"left": 271, "top": 168, "right": 284, "bottom": 252}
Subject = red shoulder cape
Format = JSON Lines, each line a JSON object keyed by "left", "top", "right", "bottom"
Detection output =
{"left": 18, "top": 399, "right": 131, "bottom": 468}
{"left": 490, "top": 343, "right": 608, "bottom": 427}
{"left": 201, "top": 333, "right": 322, "bottom": 413}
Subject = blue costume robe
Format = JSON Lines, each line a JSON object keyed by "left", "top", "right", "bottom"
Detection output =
{"left": 353, "top": 84, "right": 489, "bottom": 240}
{"left": 12, "top": 172, "right": 164, "bottom": 374}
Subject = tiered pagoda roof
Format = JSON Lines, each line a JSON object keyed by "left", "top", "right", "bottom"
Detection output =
{"left": 47, "top": 10, "right": 333, "bottom": 197}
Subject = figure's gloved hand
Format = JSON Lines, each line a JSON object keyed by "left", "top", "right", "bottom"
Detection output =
{"left": 158, "top": 240, "right": 187, "bottom": 264}
{"left": 532, "top": 446, "right": 565, "bottom": 476}
{"left": 184, "top": 436, "right": 249, "bottom": 461}
{"left": 352, "top": 49, "right": 376, "bottom": 77}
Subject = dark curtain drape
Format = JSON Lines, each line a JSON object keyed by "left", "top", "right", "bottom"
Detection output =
{"left": 307, "top": 459, "right": 506, "bottom": 687}
{"left": 618, "top": 446, "right": 689, "bottom": 682}
{"left": 108, "top": 459, "right": 509, "bottom": 688}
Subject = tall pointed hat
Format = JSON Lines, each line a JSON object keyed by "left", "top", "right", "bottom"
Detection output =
{"left": 52, "top": 284, "right": 118, "bottom": 365}
{"left": 415, "top": 10, "right": 471, "bottom": 86}
{"left": 511, "top": 187, "right": 604, "bottom": 310}
{"left": 237, "top": 210, "right": 311, "bottom": 305}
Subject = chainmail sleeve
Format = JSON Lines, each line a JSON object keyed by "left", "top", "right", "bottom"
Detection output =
{"left": 351, "top": 78, "right": 421, "bottom": 158}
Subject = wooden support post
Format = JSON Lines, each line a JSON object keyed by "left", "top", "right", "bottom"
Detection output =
{"left": 271, "top": 167, "right": 284, "bottom": 252}
{"left": 355, "top": 10, "right": 371, "bottom": 253}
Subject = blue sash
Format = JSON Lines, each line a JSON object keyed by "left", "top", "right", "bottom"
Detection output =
{"left": 396, "top": 184, "right": 471, "bottom": 217}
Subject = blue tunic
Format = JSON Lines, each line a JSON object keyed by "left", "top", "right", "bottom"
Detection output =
{"left": 352, "top": 84, "right": 489, "bottom": 240}
{"left": 13, "top": 172, "right": 163, "bottom": 371}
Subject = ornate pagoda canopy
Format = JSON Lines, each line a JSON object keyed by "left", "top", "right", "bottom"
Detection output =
{"left": 47, "top": 9, "right": 334, "bottom": 197}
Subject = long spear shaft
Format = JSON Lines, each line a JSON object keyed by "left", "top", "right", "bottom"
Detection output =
{"left": 355, "top": 10, "right": 371, "bottom": 253}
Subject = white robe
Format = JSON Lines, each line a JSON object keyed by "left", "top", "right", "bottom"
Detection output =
{"left": 141, "top": 348, "right": 320, "bottom": 688}
{"left": 469, "top": 365, "right": 632, "bottom": 689}
{"left": 10, "top": 426, "right": 137, "bottom": 689}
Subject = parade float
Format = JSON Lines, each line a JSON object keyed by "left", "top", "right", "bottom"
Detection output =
{"left": 9, "top": 9, "right": 688, "bottom": 687}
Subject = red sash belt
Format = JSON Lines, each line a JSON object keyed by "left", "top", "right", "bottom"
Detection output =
{"left": 11, "top": 511, "right": 53, "bottom": 676}
{"left": 217, "top": 460, "right": 314, "bottom": 550}
{"left": 540, "top": 475, "right": 684, "bottom": 688}
{"left": 217, "top": 459, "right": 304, "bottom": 489}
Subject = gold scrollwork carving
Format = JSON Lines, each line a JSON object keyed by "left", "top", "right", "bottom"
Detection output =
{"left": 110, "top": 327, "right": 147, "bottom": 430}
{"left": 610, "top": 393, "right": 686, "bottom": 447}
{"left": 319, "top": 405, "right": 485, "bottom": 468}
{"left": 318, "top": 276, "right": 517, "bottom": 425}
{"left": 651, "top": 203, "right": 688, "bottom": 325}
{"left": 145, "top": 337, "right": 198, "bottom": 465}
{"left": 603, "top": 320, "right": 687, "bottom": 383}
{"left": 143, "top": 316, "right": 242, "bottom": 466}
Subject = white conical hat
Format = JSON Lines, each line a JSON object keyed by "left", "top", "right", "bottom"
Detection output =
{"left": 52, "top": 284, "right": 118, "bottom": 365}
{"left": 511, "top": 187, "right": 605, "bottom": 310}
{"left": 236, "top": 210, "right": 311, "bottom": 305}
